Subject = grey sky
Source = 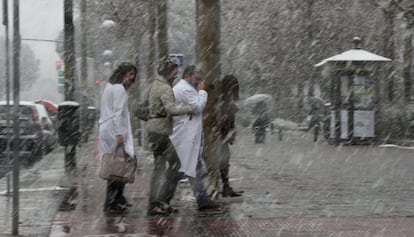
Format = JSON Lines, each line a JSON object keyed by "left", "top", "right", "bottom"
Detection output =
{"left": 1, "top": 0, "right": 64, "bottom": 102}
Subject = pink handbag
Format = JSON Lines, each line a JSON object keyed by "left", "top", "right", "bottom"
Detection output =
{"left": 99, "top": 147, "right": 137, "bottom": 183}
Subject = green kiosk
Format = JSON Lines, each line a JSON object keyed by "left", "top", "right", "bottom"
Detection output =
{"left": 315, "top": 37, "right": 391, "bottom": 144}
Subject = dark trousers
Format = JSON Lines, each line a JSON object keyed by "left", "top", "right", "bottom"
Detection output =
{"left": 219, "top": 141, "right": 231, "bottom": 189}
{"left": 148, "top": 133, "right": 181, "bottom": 210}
{"left": 105, "top": 180, "right": 126, "bottom": 209}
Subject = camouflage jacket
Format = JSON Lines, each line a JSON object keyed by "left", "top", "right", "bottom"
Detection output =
{"left": 146, "top": 76, "right": 192, "bottom": 135}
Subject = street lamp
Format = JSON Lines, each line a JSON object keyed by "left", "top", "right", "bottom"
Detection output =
{"left": 93, "top": 20, "right": 117, "bottom": 108}
{"left": 99, "top": 19, "right": 116, "bottom": 70}
{"left": 101, "top": 19, "right": 116, "bottom": 29}
{"left": 103, "top": 61, "right": 112, "bottom": 68}
{"left": 102, "top": 49, "right": 113, "bottom": 57}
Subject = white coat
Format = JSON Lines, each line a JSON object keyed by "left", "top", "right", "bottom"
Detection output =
{"left": 170, "top": 79, "right": 208, "bottom": 177}
{"left": 98, "top": 83, "right": 135, "bottom": 159}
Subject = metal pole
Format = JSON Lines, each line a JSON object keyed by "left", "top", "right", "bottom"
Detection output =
{"left": 6, "top": 172, "right": 11, "bottom": 196}
{"left": 3, "top": 0, "right": 12, "bottom": 197}
{"left": 20, "top": 38, "right": 62, "bottom": 43}
{"left": 80, "top": 0, "right": 88, "bottom": 143}
{"left": 11, "top": 0, "right": 20, "bottom": 235}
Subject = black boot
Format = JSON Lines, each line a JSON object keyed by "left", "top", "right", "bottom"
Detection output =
{"left": 221, "top": 166, "right": 242, "bottom": 197}
{"left": 222, "top": 186, "right": 242, "bottom": 197}
{"left": 118, "top": 195, "right": 132, "bottom": 207}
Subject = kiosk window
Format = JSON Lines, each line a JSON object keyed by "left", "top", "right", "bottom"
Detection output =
{"left": 353, "top": 75, "right": 374, "bottom": 109}
{"left": 340, "top": 75, "right": 350, "bottom": 105}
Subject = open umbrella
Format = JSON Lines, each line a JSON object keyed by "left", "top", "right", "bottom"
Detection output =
{"left": 244, "top": 94, "right": 272, "bottom": 105}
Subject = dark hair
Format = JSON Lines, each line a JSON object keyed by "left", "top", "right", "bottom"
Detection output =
{"left": 222, "top": 74, "right": 239, "bottom": 101}
{"left": 108, "top": 62, "right": 137, "bottom": 84}
{"left": 182, "top": 65, "right": 202, "bottom": 79}
{"left": 157, "top": 59, "right": 178, "bottom": 77}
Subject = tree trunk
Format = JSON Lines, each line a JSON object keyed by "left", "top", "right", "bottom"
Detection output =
{"left": 147, "top": 1, "right": 156, "bottom": 83}
{"left": 157, "top": 0, "right": 169, "bottom": 61}
{"left": 196, "top": 0, "right": 221, "bottom": 196}
{"left": 403, "top": 29, "right": 412, "bottom": 102}
{"left": 129, "top": 35, "right": 141, "bottom": 145}
{"left": 381, "top": 8, "right": 395, "bottom": 102}
{"left": 305, "top": 0, "right": 315, "bottom": 97}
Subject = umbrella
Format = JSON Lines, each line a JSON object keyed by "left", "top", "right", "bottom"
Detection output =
{"left": 244, "top": 94, "right": 272, "bottom": 105}
{"left": 34, "top": 100, "right": 58, "bottom": 113}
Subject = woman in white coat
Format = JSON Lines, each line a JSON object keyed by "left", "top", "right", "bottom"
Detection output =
{"left": 98, "top": 62, "right": 136, "bottom": 213}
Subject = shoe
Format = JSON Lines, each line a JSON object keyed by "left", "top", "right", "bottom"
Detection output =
{"left": 164, "top": 205, "right": 179, "bottom": 214}
{"left": 159, "top": 203, "right": 179, "bottom": 214}
{"left": 118, "top": 196, "right": 132, "bottom": 207}
{"left": 147, "top": 206, "right": 169, "bottom": 216}
{"left": 222, "top": 187, "right": 242, "bottom": 197}
{"left": 104, "top": 204, "right": 126, "bottom": 213}
{"left": 198, "top": 200, "right": 221, "bottom": 211}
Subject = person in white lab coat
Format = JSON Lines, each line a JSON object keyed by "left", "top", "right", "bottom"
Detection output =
{"left": 98, "top": 62, "right": 137, "bottom": 213}
{"left": 170, "top": 65, "right": 221, "bottom": 211}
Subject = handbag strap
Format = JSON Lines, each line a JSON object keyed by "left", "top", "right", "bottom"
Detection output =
{"left": 113, "top": 143, "right": 128, "bottom": 158}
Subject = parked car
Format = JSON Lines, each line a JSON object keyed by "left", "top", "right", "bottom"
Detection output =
{"left": 33, "top": 100, "right": 58, "bottom": 125}
{"left": 0, "top": 115, "right": 43, "bottom": 160}
{"left": 0, "top": 101, "right": 57, "bottom": 156}
{"left": 34, "top": 103, "right": 57, "bottom": 153}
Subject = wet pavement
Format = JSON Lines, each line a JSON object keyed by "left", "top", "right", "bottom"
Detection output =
{"left": 3, "top": 128, "right": 414, "bottom": 236}
{"left": 0, "top": 153, "right": 12, "bottom": 179}
{"left": 0, "top": 146, "right": 72, "bottom": 236}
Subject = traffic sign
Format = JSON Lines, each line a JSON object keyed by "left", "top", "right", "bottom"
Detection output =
{"left": 57, "top": 84, "right": 64, "bottom": 94}
{"left": 56, "top": 61, "right": 63, "bottom": 70}
{"left": 57, "top": 68, "right": 64, "bottom": 92}
{"left": 168, "top": 54, "right": 184, "bottom": 68}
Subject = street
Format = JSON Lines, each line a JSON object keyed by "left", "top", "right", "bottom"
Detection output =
{"left": 229, "top": 128, "right": 414, "bottom": 218}
{"left": 2, "top": 128, "right": 414, "bottom": 236}
{"left": 0, "top": 152, "right": 45, "bottom": 179}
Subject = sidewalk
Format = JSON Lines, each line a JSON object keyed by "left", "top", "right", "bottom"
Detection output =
{"left": 48, "top": 139, "right": 200, "bottom": 236}
{"left": 0, "top": 145, "right": 79, "bottom": 236}
{"left": 3, "top": 129, "right": 414, "bottom": 236}
{"left": 47, "top": 129, "right": 414, "bottom": 237}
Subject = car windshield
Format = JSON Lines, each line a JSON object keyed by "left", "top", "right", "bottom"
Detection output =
{"left": 0, "top": 105, "right": 34, "bottom": 120}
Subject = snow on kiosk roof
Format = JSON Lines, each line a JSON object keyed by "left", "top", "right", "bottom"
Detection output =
{"left": 315, "top": 37, "right": 391, "bottom": 67}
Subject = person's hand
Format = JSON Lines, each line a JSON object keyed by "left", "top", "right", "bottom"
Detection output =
{"left": 197, "top": 81, "right": 206, "bottom": 91}
{"left": 116, "top": 135, "right": 124, "bottom": 148}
